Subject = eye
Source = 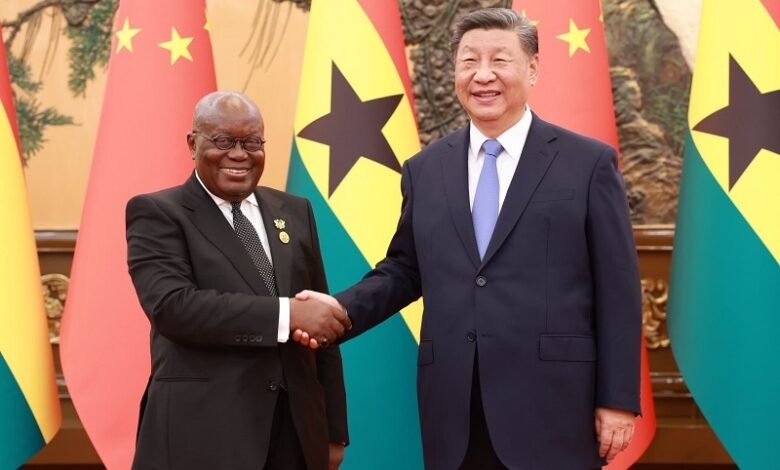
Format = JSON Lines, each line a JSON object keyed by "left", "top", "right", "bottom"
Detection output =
{"left": 242, "top": 137, "right": 265, "bottom": 152}
{"left": 212, "top": 135, "right": 234, "bottom": 149}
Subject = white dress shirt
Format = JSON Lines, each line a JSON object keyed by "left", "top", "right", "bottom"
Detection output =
{"left": 468, "top": 107, "right": 533, "bottom": 212}
{"left": 195, "top": 171, "right": 290, "bottom": 342}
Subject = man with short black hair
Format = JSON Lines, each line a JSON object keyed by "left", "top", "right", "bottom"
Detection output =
{"left": 295, "top": 8, "right": 641, "bottom": 469}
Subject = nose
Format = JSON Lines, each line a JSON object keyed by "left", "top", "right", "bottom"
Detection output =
{"left": 226, "top": 141, "right": 249, "bottom": 160}
{"left": 473, "top": 64, "right": 496, "bottom": 83}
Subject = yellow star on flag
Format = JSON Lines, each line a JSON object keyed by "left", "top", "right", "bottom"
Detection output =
{"left": 115, "top": 17, "right": 141, "bottom": 54}
{"left": 520, "top": 10, "right": 540, "bottom": 26}
{"left": 204, "top": 9, "right": 211, "bottom": 31}
{"left": 556, "top": 19, "right": 591, "bottom": 57}
{"left": 158, "top": 27, "right": 193, "bottom": 64}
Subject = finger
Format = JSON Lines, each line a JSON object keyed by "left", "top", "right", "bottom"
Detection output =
{"left": 594, "top": 415, "right": 602, "bottom": 438}
{"left": 598, "top": 429, "right": 612, "bottom": 458}
{"left": 298, "top": 330, "right": 311, "bottom": 344}
{"left": 308, "top": 338, "right": 320, "bottom": 349}
{"left": 329, "top": 317, "right": 345, "bottom": 337}
{"left": 295, "top": 290, "right": 311, "bottom": 300}
{"left": 622, "top": 427, "right": 632, "bottom": 450}
{"left": 292, "top": 329, "right": 303, "bottom": 342}
{"left": 607, "top": 429, "right": 625, "bottom": 461}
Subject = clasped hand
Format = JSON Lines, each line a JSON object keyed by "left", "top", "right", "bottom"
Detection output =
{"left": 289, "top": 290, "right": 350, "bottom": 349}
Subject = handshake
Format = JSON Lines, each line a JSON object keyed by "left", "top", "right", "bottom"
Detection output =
{"left": 289, "top": 290, "right": 351, "bottom": 349}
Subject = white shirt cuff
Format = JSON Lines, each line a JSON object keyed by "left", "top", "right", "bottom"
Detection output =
{"left": 278, "top": 297, "right": 290, "bottom": 342}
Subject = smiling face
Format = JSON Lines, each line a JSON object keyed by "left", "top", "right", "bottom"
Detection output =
{"left": 454, "top": 28, "right": 539, "bottom": 137}
{"left": 188, "top": 94, "right": 265, "bottom": 202}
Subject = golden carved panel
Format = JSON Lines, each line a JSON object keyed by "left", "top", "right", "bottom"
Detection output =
{"left": 42, "top": 273, "right": 69, "bottom": 344}
{"left": 642, "top": 277, "right": 669, "bottom": 349}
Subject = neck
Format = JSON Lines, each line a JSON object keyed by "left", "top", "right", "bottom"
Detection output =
{"left": 471, "top": 107, "right": 527, "bottom": 138}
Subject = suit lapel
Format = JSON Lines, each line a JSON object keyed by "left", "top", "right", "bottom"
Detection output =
{"left": 441, "top": 127, "right": 481, "bottom": 269}
{"left": 182, "top": 174, "right": 271, "bottom": 295}
{"left": 255, "top": 188, "right": 293, "bottom": 297}
{"left": 481, "top": 115, "right": 558, "bottom": 267}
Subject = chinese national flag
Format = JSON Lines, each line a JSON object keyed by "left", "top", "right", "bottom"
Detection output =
{"left": 59, "top": 1, "right": 216, "bottom": 468}
{"left": 512, "top": 1, "right": 656, "bottom": 468}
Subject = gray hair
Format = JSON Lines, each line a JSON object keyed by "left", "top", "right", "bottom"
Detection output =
{"left": 451, "top": 8, "right": 538, "bottom": 58}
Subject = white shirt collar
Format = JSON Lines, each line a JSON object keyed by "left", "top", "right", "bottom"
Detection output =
{"left": 468, "top": 106, "right": 533, "bottom": 160}
{"left": 195, "top": 170, "right": 259, "bottom": 208}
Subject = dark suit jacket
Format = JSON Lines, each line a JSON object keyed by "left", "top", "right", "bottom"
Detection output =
{"left": 126, "top": 173, "right": 348, "bottom": 470}
{"left": 336, "top": 115, "right": 641, "bottom": 469}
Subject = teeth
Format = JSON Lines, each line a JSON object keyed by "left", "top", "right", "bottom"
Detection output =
{"left": 477, "top": 92, "right": 498, "bottom": 97}
{"left": 222, "top": 168, "right": 248, "bottom": 175}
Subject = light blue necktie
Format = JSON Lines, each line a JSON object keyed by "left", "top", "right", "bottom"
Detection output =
{"left": 472, "top": 139, "right": 503, "bottom": 260}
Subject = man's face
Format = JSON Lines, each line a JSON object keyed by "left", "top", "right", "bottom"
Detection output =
{"left": 188, "top": 102, "right": 265, "bottom": 202}
{"left": 454, "top": 28, "right": 538, "bottom": 136}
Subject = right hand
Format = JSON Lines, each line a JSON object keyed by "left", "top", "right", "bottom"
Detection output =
{"left": 291, "top": 290, "right": 349, "bottom": 349}
{"left": 289, "top": 293, "right": 350, "bottom": 347}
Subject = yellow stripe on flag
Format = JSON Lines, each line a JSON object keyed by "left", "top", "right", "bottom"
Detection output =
{"left": 688, "top": 0, "right": 780, "bottom": 264}
{"left": 294, "top": 0, "right": 423, "bottom": 340}
{"left": 0, "top": 105, "right": 61, "bottom": 440}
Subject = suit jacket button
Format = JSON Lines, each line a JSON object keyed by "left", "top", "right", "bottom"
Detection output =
{"left": 466, "top": 331, "right": 477, "bottom": 342}
{"left": 234, "top": 335, "right": 241, "bottom": 343}
{"left": 256, "top": 335, "right": 263, "bottom": 343}
{"left": 269, "top": 382, "right": 279, "bottom": 392}
{"left": 476, "top": 276, "right": 487, "bottom": 287}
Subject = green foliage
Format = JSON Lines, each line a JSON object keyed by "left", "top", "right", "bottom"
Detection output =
{"left": 644, "top": 81, "right": 690, "bottom": 156}
{"left": 5, "top": 49, "right": 75, "bottom": 162}
{"left": 14, "top": 94, "right": 75, "bottom": 161}
{"left": 64, "top": 0, "right": 118, "bottom": 96}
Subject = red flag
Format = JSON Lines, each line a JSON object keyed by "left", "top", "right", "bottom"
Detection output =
{"left": 59, "top": 1, "right": 216, "bottom": 468}
{"left": 512, "top": 1, "right": 656, "bottom": 467}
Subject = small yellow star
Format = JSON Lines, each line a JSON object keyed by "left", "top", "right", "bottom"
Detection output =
{"left": 115, "top": 17, "right": 141, "bottom": 54}
{"left": 520, "top": 9, "right": 540, "bottom": 26}
{"left": 158, "top": 27, "right": 193, "bottom": 64}
{"left": 556, "top": 19, "right": 591, "bottom": 57}
{"left": 204, "top": 9, "right": 211, "bottom": 31}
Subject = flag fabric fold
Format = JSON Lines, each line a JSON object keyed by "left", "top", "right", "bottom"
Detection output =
{"left": 669, "top": 1, "right": 780, "bottom": 468}
{"left": 511, "top": 2, "right": 656, "bottom": 467}
{"left": 0, "top": 24, "right": 62, "bottom": 468}
{"left": 287, "top": 0, "right": 424, "bottom": 467}
{"left": 59, "top": 2, "right": 216, "bottom": 468}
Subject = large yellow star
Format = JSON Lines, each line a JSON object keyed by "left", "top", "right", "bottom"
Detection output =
{"left": 158, "top": 27, "right": 193, "bottom": 64}
{"left": 556, "top": 19, "right": 591, "bottom": 57}
{"left": 204, "top": 9, "right": 211, "bottom": 31}
{"left": 115, "top": 17, "right": 141, "bottom": 54}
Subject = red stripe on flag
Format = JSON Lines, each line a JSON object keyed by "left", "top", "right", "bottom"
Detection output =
{"left": 760, "top": 0, "right": 780, "bottom": 28}
{"left": 0, "top": 26, "right": 23, "bottom": 160}
{"left": 356, "top": 0, "right": 417, "bottom": 117}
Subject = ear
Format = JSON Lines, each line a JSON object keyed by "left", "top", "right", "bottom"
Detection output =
{"left": 187, "top": 133, "right": 196, "bottom": 159}
{"left": 528, "top": 53, "right": 540, "bottom": 86}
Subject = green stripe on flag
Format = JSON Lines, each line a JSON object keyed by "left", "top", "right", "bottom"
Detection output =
{"left": 0, "top": 352, "right": 45, "bottom": 466}
{"left": 669, "top": 131, "right": 780, "bottom": 469}
{"left": 287, "top": 140, "right": 424, "bottom": 469}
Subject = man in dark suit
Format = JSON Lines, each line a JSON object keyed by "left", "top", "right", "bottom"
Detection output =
{"left": 295, "top": 8, "right": 641, "bottom": 469}
{"left": 126, "top": 91, "right": 351, "bottom": 470}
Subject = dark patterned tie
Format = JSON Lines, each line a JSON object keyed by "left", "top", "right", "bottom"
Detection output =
{"left": 231, "top": 202, "right": 278, "bottom": 296}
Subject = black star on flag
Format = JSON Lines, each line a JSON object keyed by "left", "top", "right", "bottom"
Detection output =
{"left": 693, "top": 55, "right": 780, "bottom": 190}
{"left": 297, "top": 62, "right": 403, "bottom": 196}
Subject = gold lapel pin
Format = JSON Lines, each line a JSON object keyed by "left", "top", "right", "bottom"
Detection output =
{"left": 279, "top": 231, "right": 290, "bottom": 244}
{"left": 273, "top": 219, "right": 286, "bottom": 230}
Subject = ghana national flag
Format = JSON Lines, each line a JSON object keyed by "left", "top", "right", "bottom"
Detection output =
{"left": 286, "top": 0, "right": 423, "bottom": 467}
{"left": 0, "top": 24, "right": 61, "bottom": 467}
{"left": 668, "top": 0, "right": 780, "bottom": 468}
